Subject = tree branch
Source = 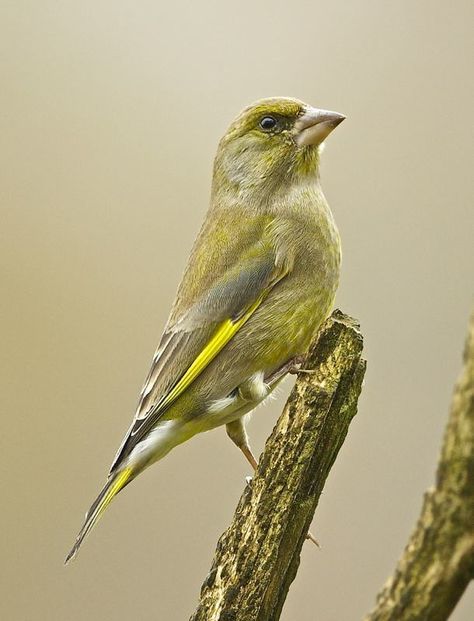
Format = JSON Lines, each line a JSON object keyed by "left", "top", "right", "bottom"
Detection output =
{"left": 190, "top": 310, "right": 366, "bottom": 621}
{"left": 365, "top": 311, "right": 474, "bottom": 621}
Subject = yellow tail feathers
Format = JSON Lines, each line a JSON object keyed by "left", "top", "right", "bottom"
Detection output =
{"left": 64, "top": 468, "right": 132, "bottom": 565}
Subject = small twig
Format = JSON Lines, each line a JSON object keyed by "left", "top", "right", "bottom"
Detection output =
{"left": 190, "top": 310, "right": 366, "bottom": 621}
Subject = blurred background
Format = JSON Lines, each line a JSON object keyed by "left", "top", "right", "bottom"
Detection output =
{"left": 1, "top": 1, "right": 473, "bottom": 619}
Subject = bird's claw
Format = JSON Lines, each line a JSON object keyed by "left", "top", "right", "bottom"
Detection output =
{"left": 306, "top": 530, "right": 321, "bottom": 547}
{"left": 287, "top": 355, "right": 320, "bottom": 378}
{"left": 289, "top": 364, "right": 326, "bottom": 390}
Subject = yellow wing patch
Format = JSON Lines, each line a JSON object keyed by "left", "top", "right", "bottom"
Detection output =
{"left": 138, "top": 293, "right": 265, "bottom": 427}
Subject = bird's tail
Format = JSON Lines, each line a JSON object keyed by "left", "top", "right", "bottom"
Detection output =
{"left": 64, "top": 467, "right": 133, "bottom": 565}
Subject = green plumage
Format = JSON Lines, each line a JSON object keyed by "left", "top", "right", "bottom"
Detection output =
{"left": 66, "top": 96, "right": 344, "bottom": 563}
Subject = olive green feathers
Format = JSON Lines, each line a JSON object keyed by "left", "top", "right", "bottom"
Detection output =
{"left": 65, "top": 96, "right": 345, "bottom": 563}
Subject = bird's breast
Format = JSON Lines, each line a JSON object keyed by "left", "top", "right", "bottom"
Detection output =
{"left": 240, "top": 197, "right": 341, "bottom": 370}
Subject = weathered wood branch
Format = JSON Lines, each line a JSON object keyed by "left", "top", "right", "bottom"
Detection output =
{"left": 365, "top": 311, "right": 474, "bottom": 621}
{"left": 190, "top": 310, "right": 366, "bottom": 621}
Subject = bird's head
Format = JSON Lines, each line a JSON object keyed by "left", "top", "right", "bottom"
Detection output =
{"left": 212, "top": 97, "right": 345, "bottom": 203}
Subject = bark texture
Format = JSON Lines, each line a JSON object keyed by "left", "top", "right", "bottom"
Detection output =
{"left": 190, "top": 310, "right": 366, "bottom": 621}
{"left": 365, "top": 311, "right": 474, "bottom": 621}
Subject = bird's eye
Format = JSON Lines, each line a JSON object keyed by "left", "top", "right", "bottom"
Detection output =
{"left": 259, "top": 116, "right": 278, "bottom": 132}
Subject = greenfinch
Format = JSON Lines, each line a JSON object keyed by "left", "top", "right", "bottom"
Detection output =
{"left": 65, "top": 97, "right": 344, "bottom": 563}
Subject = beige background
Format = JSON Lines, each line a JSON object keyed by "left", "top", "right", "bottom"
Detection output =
{"left": 1, "top": 1, "right": 473, "bottom": 619}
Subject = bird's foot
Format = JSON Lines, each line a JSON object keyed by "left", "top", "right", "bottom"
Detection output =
{"left": 287, "top": 357, "right": 326, "bottom": 389}
{"left": 285, "top": 354, "right": 306, "bottom": 374}
{"left": 265, "top": 355, "right": 306, "bottom": 385}
{"left": 306, "top": 530, "right": 321, "bottom": 548}
{"left": 265, "top": 355, "right": 326, "bottom": 389}
{"left": 287, "top": 354, "right": 316, "bottom": 375}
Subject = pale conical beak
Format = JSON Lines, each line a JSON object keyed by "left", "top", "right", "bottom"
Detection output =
{"left": 294, "top": 107, "right": 346, "bottom": 147}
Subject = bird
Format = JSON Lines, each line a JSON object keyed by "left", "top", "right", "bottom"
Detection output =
{"left": 65, "top": 96, "right": 344, "bottom": 563}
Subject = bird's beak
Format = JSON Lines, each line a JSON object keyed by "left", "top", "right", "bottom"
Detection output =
{"left": 294, "top": 107, "right": 346, "bottom": 147}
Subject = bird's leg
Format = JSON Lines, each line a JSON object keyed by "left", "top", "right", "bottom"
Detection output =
{"left": 240, "top": 444, "right": 259, "bottom": 471}
{"left": 225, "top": 417, "right": 319, "bottom": 547}
{"left": 226, "top": 418, "right": 259, "bottom": 471}
{"left": 264, "top": 355, "right": 304, "bottom": 385}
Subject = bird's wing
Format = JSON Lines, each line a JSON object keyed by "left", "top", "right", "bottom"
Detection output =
{"left": 109, "top": 233, "right": 289, "bottom": 473}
